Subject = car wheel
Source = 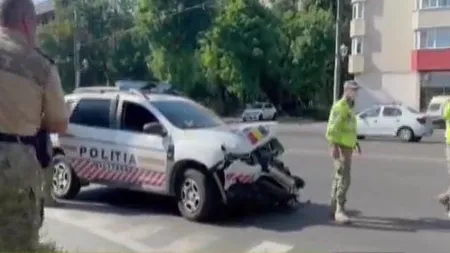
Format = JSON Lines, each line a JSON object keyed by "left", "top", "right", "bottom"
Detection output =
{"left": 51, "top": 154, "right": 81, "bottom": 199}
{"left": 177, "top": 169, "right": 217, "bottom": 221}
{"left": 272, "top": 113, "right": 277, "bottom": 120}
{"left": 258, "top": 114, "right": 263, "bottom": 121}
{"left": 357, "top": 135, "right": 365, "bottom": 140}
{"left": 397, "top": 127, "right": 414, "bottom": 142}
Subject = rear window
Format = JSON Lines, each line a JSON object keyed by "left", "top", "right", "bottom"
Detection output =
{"left": 427, "top": 103, "right": 441, "bottom": 111}
{"left": 406, "top": 106, "right": 419, "bottom": 114}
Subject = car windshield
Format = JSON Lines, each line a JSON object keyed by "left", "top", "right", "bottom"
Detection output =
{"left": 151, "top": 100, "right": 224, "bottom": 129}
{"left": 427, "top": 103, "right": 441, "bottom": 111}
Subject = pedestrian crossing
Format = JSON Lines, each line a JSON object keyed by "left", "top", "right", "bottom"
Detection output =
{"left": 42, "top": 206, "right": 302, "bottom": 253}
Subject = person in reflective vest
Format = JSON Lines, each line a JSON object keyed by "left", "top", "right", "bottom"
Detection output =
{"left": 437, "top": 100, "right": 450, "bottom": 218}
{"left": 325, "top": 80, "right": 361, "bottom": 224}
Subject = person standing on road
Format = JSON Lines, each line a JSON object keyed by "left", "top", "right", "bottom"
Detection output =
{"left": 437, "top": 100, "right": 450, "bottom": 217}
{"left": 0, "top": 0, "right": 68, "bottom": 250}
{"left": 325, "top": 80, "right": 361, "bottom": 224}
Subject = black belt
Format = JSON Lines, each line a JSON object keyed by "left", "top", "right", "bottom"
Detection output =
{"left": 0, "top": 131, "right": 51, "bottom": 168}
{"left": 0, "top": 133, "right": 36, "bottom": 146}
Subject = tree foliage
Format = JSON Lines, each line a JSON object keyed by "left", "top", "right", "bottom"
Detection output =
{"left": 38, "top": 0, "right": 350, "bottom": 116}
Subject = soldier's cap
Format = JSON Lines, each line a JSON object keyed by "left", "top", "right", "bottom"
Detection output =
{"left": 343, "top": 80, "right": 360, "bottom": 90}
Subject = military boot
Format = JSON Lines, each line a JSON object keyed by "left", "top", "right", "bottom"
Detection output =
{"left": 334, "top": 205, "right": 350, "bottom": 224}
{"left": 437, "top": 193, "right": 450, "bottom": 217}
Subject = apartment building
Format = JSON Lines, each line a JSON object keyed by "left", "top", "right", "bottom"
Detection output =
{"left": 349, "top": 0, "right": 450, "bottom": 111}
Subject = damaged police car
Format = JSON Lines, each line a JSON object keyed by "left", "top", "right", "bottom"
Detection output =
{"left": 50, "top": 86, "right": 305, "bottom": 221}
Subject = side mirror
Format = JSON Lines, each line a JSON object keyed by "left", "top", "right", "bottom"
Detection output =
{"left": 143, "top": 122, "right": 167, "bottom": 137}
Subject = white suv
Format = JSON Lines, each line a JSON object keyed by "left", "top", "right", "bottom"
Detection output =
{"left": 51, "top": 87, "right": 304, "bottom": 221}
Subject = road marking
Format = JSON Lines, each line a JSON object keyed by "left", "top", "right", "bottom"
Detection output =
{"left": 115, "top": 223, "right": 166, "bottom": 240}
{"left": 246, "top": 241, "right": 294, "bottom": 253}
{"left": 286, "top": 148, "right": 444, "bottom": 163}
{"left": 45, "top": 208, "right": 119, "bottom": 227}
{"left": 158, "top": 233, "right": 219, "bottom": 253}
{"left": 45, "top": 207, "right": 155, "bottom": 252}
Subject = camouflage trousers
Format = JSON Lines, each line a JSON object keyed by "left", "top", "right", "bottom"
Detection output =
{"left": 330, "top": 145, "right": 353, "bottom": 208}
{"left": 444, "top": 145, "right": 450, "bottom": 194}
{"left": 0, "top": 142, "right": 43, "bottom": 252}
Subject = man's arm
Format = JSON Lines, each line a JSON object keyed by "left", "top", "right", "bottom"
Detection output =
{"left": 42, "top": 65, "right": 69, "bottom": 133}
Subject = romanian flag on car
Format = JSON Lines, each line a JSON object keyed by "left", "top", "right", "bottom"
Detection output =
{"left": 246, "top": 126, "right": 268, "bottom": 144}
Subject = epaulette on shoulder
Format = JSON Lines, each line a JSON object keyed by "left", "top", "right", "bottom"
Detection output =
{"left": 35, "top": 48, "right": 55, "bottom": 65}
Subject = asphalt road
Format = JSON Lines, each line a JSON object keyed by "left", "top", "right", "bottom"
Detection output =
{"left": 41, "top": 123, "right": 450, "bottom": 253}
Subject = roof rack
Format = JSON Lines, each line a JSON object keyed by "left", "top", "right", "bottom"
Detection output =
{"left": 73, "top": 86, "right": 120, "bottom": 94}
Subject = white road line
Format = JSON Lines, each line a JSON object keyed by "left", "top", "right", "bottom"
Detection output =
{"left": 158, "top": 233, "right": 219, "bottom": 253}
{"left": 45, "top": 208, "right": 155, "bottom": 252}
{"left": 246, "top": 241, "right": 294, "bottom": 253}
{"left": 286, "top": 148, "right": 444, "bottom": 163}
{"left": 45, "top": 208, "right": 119, "bottom": 227}
{"left": 115, "top": 223, "right": 166, "bottom": 240}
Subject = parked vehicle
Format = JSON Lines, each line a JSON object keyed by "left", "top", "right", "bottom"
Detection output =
{"left": 425, "top": 95, "right": 450, "bottom": 128}
{"left": 242, "top": 102, "right": 277, "bottom": 121}
{"left": 357, "top": 103, "right": 433, "bottom": 142}
{"left": 50, "top": 87, "right": 304, "bottom": 221}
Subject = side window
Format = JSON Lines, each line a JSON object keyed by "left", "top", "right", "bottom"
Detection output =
{"left": 70, "top": 99, "right": 112, "bottom": 128}
{"left": 382, "top": 107, "right": 402, "bottom": 117}
{"left": 264, "top": 103, "right": 273, "bottom": 109}
{"left": 120, "top": 101, "right": 159, "bottom": 133}
{"left": 360, "top": 106, "right": 381, "bottom": 118}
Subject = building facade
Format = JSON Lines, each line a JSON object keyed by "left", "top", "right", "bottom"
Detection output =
{"left": 349, "top": 0, "right": 450, "bottom": 111}
{"left": 36, "top": 0, "right": 55, "bottom": 26}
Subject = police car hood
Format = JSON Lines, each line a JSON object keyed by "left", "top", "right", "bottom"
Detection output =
{"left": 183, "top": 122, "right": 278, "bottom": 155}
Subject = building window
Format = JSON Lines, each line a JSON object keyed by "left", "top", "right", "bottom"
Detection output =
{"left": 415, "top": 28, "right": 450, "bottom": 49}
{"left": 351, "top": 37, "right": 363, "bottom": 55}
{"left": 352, "top": 2, "right": 364, "bottom": 19}
{"left": 419, "top": 0, "right": 450, "bottom": 9}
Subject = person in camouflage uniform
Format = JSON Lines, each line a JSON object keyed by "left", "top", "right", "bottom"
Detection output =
{"left": 325, "top": 80, "right": 361, "bottom": 224}
{"left": 0, "top": 0, "right": 68, "bottom": 251}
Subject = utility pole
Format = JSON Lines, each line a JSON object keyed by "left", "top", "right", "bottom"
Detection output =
{"left": 73, "top": 7, "right": 80, "bottom": 88}
{"left": 332, "top": 0, "right": 342, "bottom": 104}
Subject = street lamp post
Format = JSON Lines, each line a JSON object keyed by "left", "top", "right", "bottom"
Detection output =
{"left": 332, "top": 0, "right": 343, "bottom": 104}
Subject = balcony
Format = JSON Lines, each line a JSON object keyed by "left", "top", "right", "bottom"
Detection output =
{"left": 412, "top": 9, "right": 450, "bottom": 29}
{"left": 348, "top": 55, "right": 364, "bottom": 74}
{"left": 350, "top": 19, "right": 365, "bottom": 37}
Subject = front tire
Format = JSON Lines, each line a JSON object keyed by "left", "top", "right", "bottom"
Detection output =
{"left": 177, "top": 169, "right": 217, "bottom": 222}
{"left": 258, "top": 114, "right": 263, "bottom": 121}
{"left": 51, "top": 155, "right": 81, "bottom": 199}
{"left": 272, "top": 113, "right": 277, "bottom": 120}
{"left": 397, "top": 127, "right": 414, "bottom": 142}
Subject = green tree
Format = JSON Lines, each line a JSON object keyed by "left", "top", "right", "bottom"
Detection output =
{"left": 136, "top": 0, "right": 215, "bottom": 89}
{"left": 198, "top": 0, "right": 284, "bottom": 110}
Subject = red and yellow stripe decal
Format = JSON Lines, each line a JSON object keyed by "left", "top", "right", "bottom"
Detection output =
{"left": 247, "top": 128, "right": 265, "bottom": 144}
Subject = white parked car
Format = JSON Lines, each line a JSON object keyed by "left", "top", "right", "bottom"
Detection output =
{"left": 50, "top": 87, "right": 304, "bottom": 221}
{"left": 357, "top": 103, "right": 433, "bottom": 142}
{"left": 242, "top": 102, "right": 277, "bottom": 121}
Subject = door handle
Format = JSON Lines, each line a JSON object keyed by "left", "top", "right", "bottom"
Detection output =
{"left": 373, "top": 120, "right": 377, "bottom": 123}
{"left": 396, "top": 119, "right": 400, "bottom": 122}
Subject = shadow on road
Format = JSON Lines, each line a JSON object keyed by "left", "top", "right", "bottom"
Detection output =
{"left": 55, "top": 186, "right": 179, "bottom": 218}
{"left": 234, "top": 202, "right": 450, "bottom": 233}
{"left": 52, "top": 187, "right": 450, "bottom": 233}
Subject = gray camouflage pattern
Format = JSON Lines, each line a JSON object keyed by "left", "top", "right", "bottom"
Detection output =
{"left": 0, "top": 142, "right": 43, "bottom": 252}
